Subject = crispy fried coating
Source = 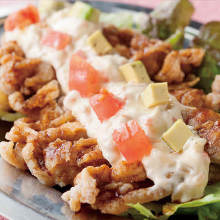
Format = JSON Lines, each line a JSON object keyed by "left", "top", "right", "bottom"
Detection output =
{"left": 183, "top": 108, "right": 220, "bottom": 164}
{"left": 171, "top": 86, "right": 220, "bottom": 112}
{"left": 171, "top": 88, "right": 207, "bottom": 108}
{"left": 155, "top": 48, "right": 205, "bottom": 84}
{"left": 155, "top": 51, "right": 185, "bottom": 84}
{"left": 9, "top": 80, "right": 60, "bottom": 114}
{"left": 0, "top": 141, "right": 26, "bottom": 170}
{"left": 1, "top": 101, "right": 109, "bottom": 186}
{"left": 62, "top": 164, "right": 169, "bottom": 214}
{"left": 134, "top": 42, "right": 171, "bottom": 77}
{"left": 103, "top": 26, "right": 205, "bottom": 87}
{"left": 0, "top": 41, "right": 25, "bottom": 59}
{"left": 0, "top": 41, "right": 58, "bottom": 114}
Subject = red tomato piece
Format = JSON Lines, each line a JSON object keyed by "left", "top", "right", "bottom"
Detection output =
{"left": 4, "top": 5, "right": 39, "bottom": 31}
{"left": 90, "top": 89, "right": 124, "bottom": 122}
{"left": 41, "top": 30, "right": 71, "bottom": 50}
{"left": 69, "top": 54, "right": 102, "bottom": 97}
{"left": 113, "top": 120, "right": 152, "bottom": 163}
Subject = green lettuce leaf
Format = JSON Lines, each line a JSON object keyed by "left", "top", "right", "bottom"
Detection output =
{"left": 122, "top": 203, "right": 168, "bottom": 220}
{"left": 144, "top": 0, "right": 194, "bottom": 40}
{"left": 124, "top": 183, "right": 220, "bottom": 220}
{"left": 165, "top": 29, "right": 184, "bottom": 49}
{"left": 100, "top": 11, "right": 148, "bottom": 30}
{"left": 0, "top": 111, "right": 24, "bottom": 122}
{"left": 100, "top": 12, "right": 133, "bottom": 29}
{"left": 193, "top": 21, "right": 220, "bottom": 62}
{"left": 196, "top": 52, "right": 220, "bottom": 93}
{"left": 193, "top": 22, "right": 220, "bottom": 93}
{"left": 163, "top": 183, "right": 220, "bottom": 220}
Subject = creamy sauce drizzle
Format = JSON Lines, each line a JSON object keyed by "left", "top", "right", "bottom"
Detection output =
{"left": 2, "top": 8, "right": 210, "bottom": 203}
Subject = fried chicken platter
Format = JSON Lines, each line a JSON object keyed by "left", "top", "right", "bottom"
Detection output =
{"left": 0, "top": 0, "right": 220, "bottom": 219}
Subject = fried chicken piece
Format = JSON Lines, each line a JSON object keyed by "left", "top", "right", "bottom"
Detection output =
{"left": 134, "top": 42, "right": 171, "bottom": 77}
{"left": 0, "top": 141, "right": 26, "bottom": 170}
{"left": 155, "top": 48, "right": 205, "bottom": 84}
{"left": 0, "top": 41, "right": 24, "bottom": 59}
{"left": 183, "top": 108, "right": 220, "bottom": 164}
{"left": 9, "top": 80, "right": 60, "bottom": 114}
{"left": 62, "top": 165, "right": 169, "bottom": 215}
{"left": 1, "top": 100, "right": 109, "bottom": 187}
{"left": 112, "top": 161, "right": 147, "bottom": 183}
{"left": 155, "top": 51, "right": 185, "bottom": 83}
{"left": 62, "top": 165, "right": 111, "bottom": 212}
{"left": 171, "top": 86, "right": 220, "bottom": 112}
{"left": 22, "top": 61, "right": 56, "bottom": 95}
{"left": 179, "top": 48, "right": 205, "bottom": 73}
{"left": 0, "top": 56, "right": 40, "bottom": 95}
{"left": 0, "top": 41, "right": 58, "bottom": 114}
{"left": 171, "top": 88, "right": 207, "bottom": 108}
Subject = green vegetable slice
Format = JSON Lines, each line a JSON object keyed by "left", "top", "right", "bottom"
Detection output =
{"left": 100, "top": 12, "right": 133, "bottom": 29}
{"left": 196, "top": 53, "right": 220, "bottom": 93}
{"left": 0, "top": 111, "right": 24, "bottom": 122}
{"left": 163, "top": 183, "right": 220, "bottom": 219}
{"left": 144, "top": 0, "right": 194, "bottom": 40}
{"left": 124, "top": 183, "right": 220, "bottom": 220}
{"left": 193, "top": 22, "right": 220, "bottom": 93}
{"left": 165, "top": 29, "right": 184, "bottom": 49}
{"left": 193, "top": 21, "right": 220, "bottom": 61}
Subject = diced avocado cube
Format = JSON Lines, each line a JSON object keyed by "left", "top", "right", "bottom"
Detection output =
{"left": 38, "top": 0, "right": 65, "bottom": 17}
{"left": 87, "top": 30, "right": 112, "bottom": 55}
{"left": 162, "top": 119, "right": 193, "bottom": 152}
{"left": 119, "top": 61, "right": 151, "bottom": 84}
{"left": 141, "top": 82, "right": 169, "bottom": 108}
{"left": 69, "top": 1, "right": 100, "bottom": 23}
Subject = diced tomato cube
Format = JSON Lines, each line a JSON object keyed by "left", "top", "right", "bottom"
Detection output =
{"left": 69, "top": 54, "right": 102, "bottom": 97}
{"left": 90, "top": 89, "right": 124, "bottom": 122}
{"left": 113, "top": 120, "right": 152, "bottom": 163}
{"left": 4, "top": 5, "right": 40, "bottom": 31}
{"left": 75, "top": 50, "right": 87, "bottom": 59}
{"left": 41, "top": 30, "right": 71, "bottom": 50}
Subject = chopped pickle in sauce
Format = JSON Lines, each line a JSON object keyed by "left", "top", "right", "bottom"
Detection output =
{"left": 119, "top": 61, "right": 151, "bottom": 84}
{"left": 41, "top": 29, "right": 71, "bottom": 50}
{"left": 69, "top": 1, "right": 100, "bottom": 23}
{"left": 90, "top": 89, "right": 124, "bottom": 122}
{"left": 87, "top": 30, "right": 112, "bottom": 55}
{"left": 113, "top": 120, "right": 152, "bottom": 163}
{"left": 141, "top": 82, "right": 169, "bottom": 108}
{"left": 69, "top": 54, "right": 102, "bottom": 97}
{"left": 162, "top": 119, "right": 193, "bottom": 152}
{"left": 4, "top": 5, "right": 40, "bottom": 31}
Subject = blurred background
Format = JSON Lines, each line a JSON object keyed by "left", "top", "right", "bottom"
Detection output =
{"left": 0, "top": 0, "right": 220, "bottom": 23}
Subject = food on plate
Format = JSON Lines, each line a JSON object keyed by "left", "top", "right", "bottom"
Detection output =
{"left": 0, "top": 0, "right": 220, "bottom": 219}
{"left": 119, "top": 61, "right": 151, "bottom": 84}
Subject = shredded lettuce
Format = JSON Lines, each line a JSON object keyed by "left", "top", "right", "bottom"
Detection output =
{"left": 0, "top": 111, "right": 24, "bottom": 122}
{"left": 144, "top": 0, "right": 194, "bottom": 40}
{"left": 122, "top": 203, "right": 168, "bottom": 220}
{"left": 193, "top": 22, "right": 220, "bottom": 93}
{"left": 124, "top": 183, "right": 220, "bottom": 220}
{"left": 196, "top": 53, "right": 220, "bottom": 93}
{"left": 165, "top": 29, "right": 184, "bottom": 49}
{"left": 163, "top": 183, "right": 220, "bottom": 220}
{"left": 100, "top": 11, "right": 148, "bottom": 31}
{"left": 100, "top": 12, "right": 133, "bottom": 29}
